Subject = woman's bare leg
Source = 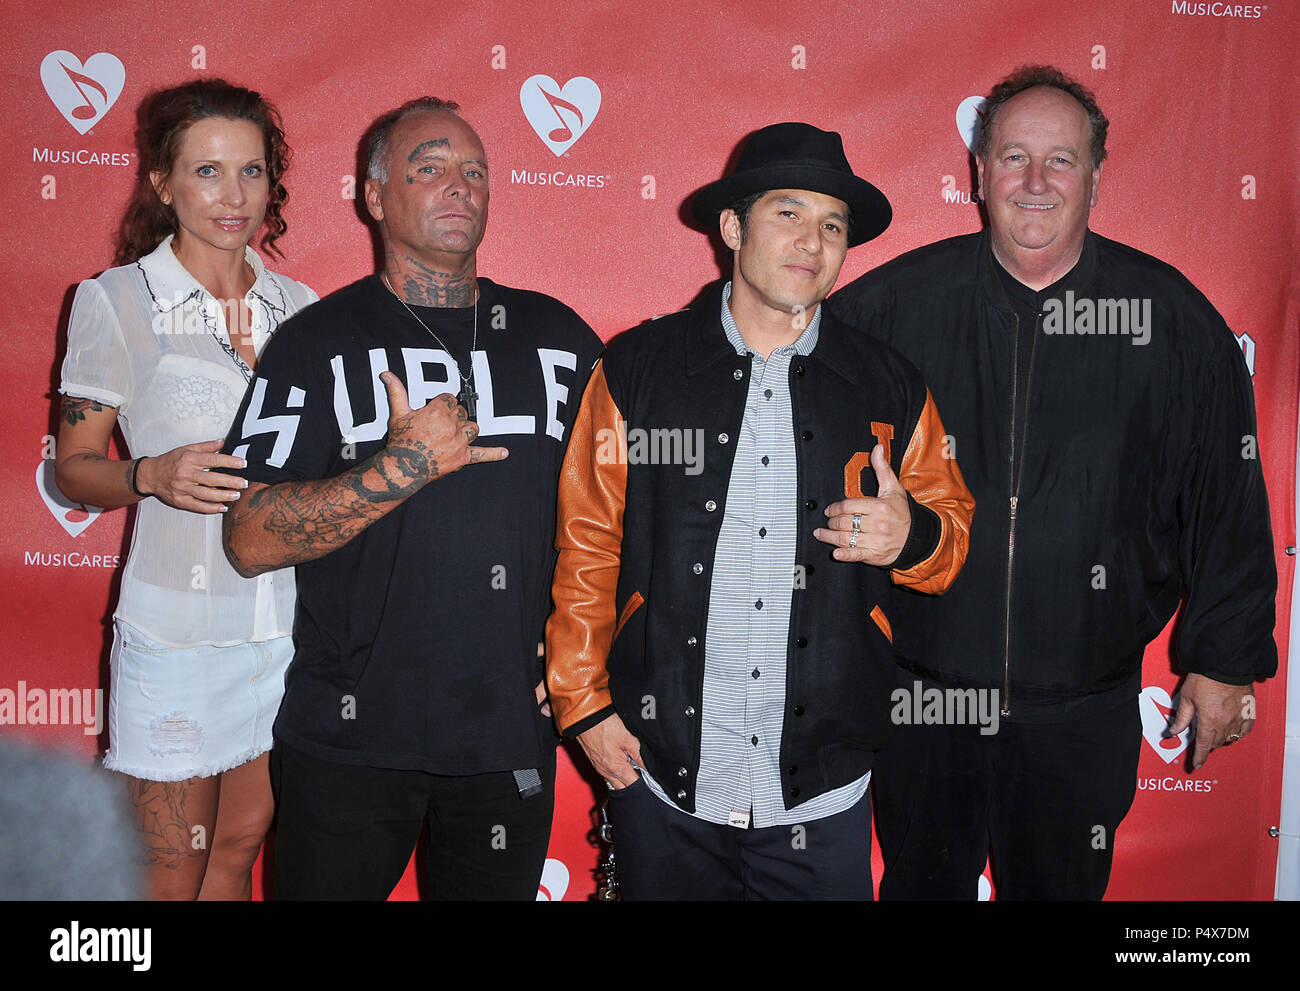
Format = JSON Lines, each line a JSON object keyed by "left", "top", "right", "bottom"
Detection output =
{"left": 197, "top": 752, "right": 274, "bottom": 900}
{"left": 126, "top": 774, "right": 219, "bottom": 900}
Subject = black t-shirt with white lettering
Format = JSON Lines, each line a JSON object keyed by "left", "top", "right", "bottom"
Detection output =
{"left": 224, "top": 275, "right": 603, "bottom": 774}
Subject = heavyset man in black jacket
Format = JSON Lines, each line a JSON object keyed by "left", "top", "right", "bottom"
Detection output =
{"left": 829, "top": 65, "right": 1278, "bottom": 899}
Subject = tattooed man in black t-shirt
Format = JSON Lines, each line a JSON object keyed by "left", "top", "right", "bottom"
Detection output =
{"left": 222, "top": 97, "right": 602, "bottom": 900}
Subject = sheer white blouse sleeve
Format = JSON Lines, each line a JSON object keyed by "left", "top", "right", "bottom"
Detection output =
{"left": 59, "top": 236, "right": 319, "bottom": 647}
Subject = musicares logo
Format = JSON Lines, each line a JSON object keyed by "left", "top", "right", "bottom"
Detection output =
{"left": 535, "top": 858, "right": 570, "bottom": 901}
{"left": 955, "top": 95, "right": 986, "bottom": 155}
{"left": 520, "top": 75, "right": 601, "bottom": 156}
{"left": 40, "top": 51, "right": 125, "bottom": 135}
{"left": 1138, "top": 685, "right": 1190, "bottom": 764}
{"left": 35, "top": 460, "right": 102, "bottom": 538}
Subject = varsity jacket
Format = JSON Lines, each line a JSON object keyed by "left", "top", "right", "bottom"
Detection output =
{"left": 546, "top": 283, "right": 974, "bottom": 812}
{"left": 827, "top": 230, "right": 1278, "bottom": 716}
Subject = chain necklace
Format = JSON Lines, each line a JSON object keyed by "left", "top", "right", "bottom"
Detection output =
{"left": 382, "top": 273, "right": 480, "bottom": 419}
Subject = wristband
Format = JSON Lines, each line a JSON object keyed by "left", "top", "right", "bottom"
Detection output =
{"left": 128, "top": 457, "right": 149, "bottom": 498}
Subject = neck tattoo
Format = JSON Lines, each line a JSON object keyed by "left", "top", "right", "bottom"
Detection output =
{"left": 382, "top": 273, "right": 480, "bottom": 419}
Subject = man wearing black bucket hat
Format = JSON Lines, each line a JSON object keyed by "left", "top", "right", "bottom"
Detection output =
{"left": 545, "top": 123, "right": 975, "bottom": 899}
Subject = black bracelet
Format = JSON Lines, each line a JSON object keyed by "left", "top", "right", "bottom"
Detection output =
{"left": 128, "top": 456, "right": 148, "bottom": 498}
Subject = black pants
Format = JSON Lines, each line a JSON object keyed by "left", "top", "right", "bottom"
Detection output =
{"left": 270, "top": 740, "right": 555, "bottom": 900}
{"left": 605, "top": 776, "right": 874, "bottom": 900}
{"left": 872, "top": 686, "right": 1141, "bottom": 900}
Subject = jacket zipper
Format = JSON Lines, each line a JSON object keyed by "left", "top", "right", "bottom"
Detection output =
{"left": 1002, "top": 311, "right": 1040, "bottom": 718}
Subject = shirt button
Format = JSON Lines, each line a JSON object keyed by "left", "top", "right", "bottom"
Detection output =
{"left": 684, "top": 706, "right": 695, "bottom": 717}
{"left": 751, "top": 735, "right": 759, "bottom": 746}
{"left": 733, "top": 368, "right": 744, "bottom": 380}
{"left": 761, "top": 455, "right": 769, "bottom": 466}
{"left": 805, "top": 499, "right": 817, "bottom": 511}
{"left": 759, "top": 527, "right": 767, "bottom": 537}
{"left": 717, "top": 432, "right": 729, "bottom": 444}
{"left": 751, "top": 668, "right": 760, "bottom": 679}
{"left": 687, "top": 636, "right": 697, "bottom": 647}
{"left": 754, "top": 599, "right": 763, "bottom": 610}
{"left": 677, "top": 767, "right": 688, "bottom": 778}
{"left": 705, "top": 500, "right": 717, "bottom": 512}
{"left": 764, "top": 389, "right": 773, "bottom": 399}
{"left": 692, "top": 562, "right": 703, "bottom": 575}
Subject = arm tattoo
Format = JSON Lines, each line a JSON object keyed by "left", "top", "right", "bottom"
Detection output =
{"left": 61, "top": 396, "right": 105, "bottom": 425}
{"left": 227, "top": 442, "right": 439, "bottom": 573}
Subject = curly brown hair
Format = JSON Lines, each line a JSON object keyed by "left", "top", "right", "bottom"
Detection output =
{"left": 977, "top": 64, "right": 1109, "bottom": 170}
{"left": 115, "top": 79, "right": 292, "bottom": 266}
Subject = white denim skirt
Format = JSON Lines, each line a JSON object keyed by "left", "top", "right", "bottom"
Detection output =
{"left": 103, "top": 620, "right": 293, "bottom": 781}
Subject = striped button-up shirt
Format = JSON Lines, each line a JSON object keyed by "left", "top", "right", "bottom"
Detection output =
{"left": 639, "top": 283, "right": 870, "bottom": 827}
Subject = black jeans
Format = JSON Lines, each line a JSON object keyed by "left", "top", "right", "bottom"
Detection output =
{"left": 270, "top": 740, "right": 555, "bottom": 900}
{"left": 872, "top": 683, "right": 1142, "bottom": 900}
{"left": 604, "top": 776, "right": 874, "bottom": 900}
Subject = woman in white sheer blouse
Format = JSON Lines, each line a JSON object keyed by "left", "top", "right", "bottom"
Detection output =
{"left": 55, "top": 79, "right": 316, "bottom": 900}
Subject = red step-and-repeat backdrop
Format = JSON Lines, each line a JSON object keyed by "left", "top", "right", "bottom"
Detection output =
{"left": 1, "top": 0, "right": 1295, "bottom": 900}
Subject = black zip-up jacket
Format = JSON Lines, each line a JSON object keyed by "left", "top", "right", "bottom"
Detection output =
{"left": 828, "top": 231, "right": 1277, "bottom": 718}
{"left": 546, "top": 282, "right": 974, "bottom": 810}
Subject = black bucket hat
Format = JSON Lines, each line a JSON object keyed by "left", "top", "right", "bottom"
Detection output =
{"left": 690, "top": 122, "right": 891, "bottom": 247}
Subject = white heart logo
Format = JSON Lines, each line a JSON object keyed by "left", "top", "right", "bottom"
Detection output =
{"left": 40, "top": 51, "right": 125, "bottom": 135}
{"left": 520, "top": 75, "right": 601, "bottom": 157}
{"left": 35, "top": 460, "right": 102, "bottom": 538}
{"left": 535, "top": 857, "right": 570, "bottom": 901}
{"left": 955, "top": 95, "right": 986, "bottom": 155}
{"left": 1139, "top": 685, "right": 1189, "bottom": 764}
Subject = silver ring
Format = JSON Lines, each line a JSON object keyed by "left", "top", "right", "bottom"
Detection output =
{"left": 1226, "top": 733, "right": 1242, "bottom": 743}
{"left": 852, "top": 513, "right": 862, "bottom": 532}
{"left": 848, "top": 532, "right": 858, "bottom": 548}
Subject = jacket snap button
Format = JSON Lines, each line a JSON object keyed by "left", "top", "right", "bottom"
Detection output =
{"left": 705, "top": 500, "right": 717, "bottom": 512}
{"left": 685, "top": 706, "right": 696, "bottom": 717}
{"left": 796, "top": 637, "right": 808, "bottom": 648}
{"left": 733, "top": 368, "right": 744, "bottom": 380}
{"left": 687, "top": 636, "right": 697, "bottom": 646}
{"left": 692, "top": 562, "right": 703, "bottom": 574}
{"left": 795, "top": 364, "right": 805, "bottom": 376}
{"left": 677, "top": 767, "right": 688, "bottom": 778}
{"left": 788, "top": 765, "right": 798, "bottom": 775}
{"left": 804, "top": 499, "right": 817, "bottom": 511}
{"left": 677, "top": 789, "right": 687, "bottom": 800}
{"left": 718, "top": 432, "right": 729, "bottom": 444}
{"left": 793, "top": 705, "right": 805, "bottom": 716}
{"left": 801, "top": 430, "right": 813, "bottom": 441}
{"left": 790, "top": 787, "right": 801, "bottom": 797}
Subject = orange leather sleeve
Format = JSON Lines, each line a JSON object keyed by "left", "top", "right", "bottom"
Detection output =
{"left": 891, "top": 389, "right": 975, "bottom": 594}
{"left": 545, "top": 361, "right": 628, "bottom": 735}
